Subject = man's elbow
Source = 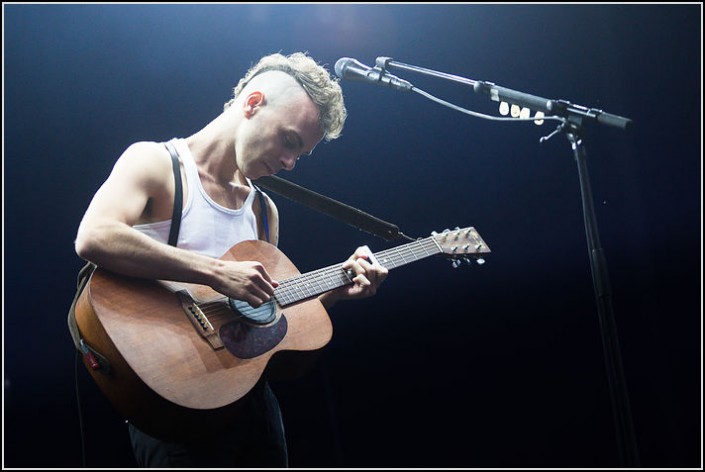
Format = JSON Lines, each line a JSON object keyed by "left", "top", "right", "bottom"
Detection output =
{"left": 74, "top": 225, "right": 103, "bottom": 262}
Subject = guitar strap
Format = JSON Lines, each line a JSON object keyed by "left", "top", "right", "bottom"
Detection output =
{"left": 253, "top": 184, "right": 270, "bottom": 243}
{"left": 164, "top": 141, "right": 183, "bottom": 247}
{"left": 67, "top": 143, "right": 184, "bottom": 372}
{"left": 254, "top": 175, "right": 405, "bottom": 242}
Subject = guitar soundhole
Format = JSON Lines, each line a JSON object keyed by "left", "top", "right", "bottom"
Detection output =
{"left": 228, "top": 298, "right": 277, "bottom": 324}
{"left": 219, "top": 315, "right": 288, "bottom": 359}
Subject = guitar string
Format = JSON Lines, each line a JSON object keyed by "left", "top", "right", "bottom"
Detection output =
{"left": 274, "top": 238, "right": 440, "bottom": 305}
{"left": 182, "top": 231, "right": 483, "bottom": 336}
{"left": 192, "top": 236, "right": 446, "bottom": 310}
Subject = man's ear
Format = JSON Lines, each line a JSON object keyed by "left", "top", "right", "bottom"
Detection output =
{"left": 244, "top": 91, "right": 265, "bottom": 116}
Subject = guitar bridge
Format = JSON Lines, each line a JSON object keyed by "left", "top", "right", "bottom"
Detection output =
{"left": 176, "top": 291, "right": 224, "bottom": 350}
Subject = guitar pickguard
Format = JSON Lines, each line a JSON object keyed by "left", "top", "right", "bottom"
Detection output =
{"left": 219, "top": 314, "right": 288, "bottom": 359}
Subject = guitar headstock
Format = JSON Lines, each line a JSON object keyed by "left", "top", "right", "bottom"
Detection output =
{"left": 431, "top": 226, "right": 491, "bottom": 267}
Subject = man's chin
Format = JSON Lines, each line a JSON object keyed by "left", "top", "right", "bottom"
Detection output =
{"left": 253, "top": 170, "right": 274, "bottom": 180}
{"left": 258, "top": 163, "right": 276, "bottom": 178}
{"left": 244, "top": 166, "right": 271, "bottom": 180}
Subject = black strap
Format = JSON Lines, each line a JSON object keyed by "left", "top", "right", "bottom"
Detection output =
{"left": 253, "top": 185, "right": 270, "bottom": 243}
{"left": 254, "top": 175, "right": 405, "bottom": 242}
{"left": 67, "top": 261, "right": 104, "bottom": 367}
{"left": 164, "top": 141, "right": 183, "bottom": 247}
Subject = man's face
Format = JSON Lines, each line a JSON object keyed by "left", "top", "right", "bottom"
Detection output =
{"left": 236, "top": 85, "right": 324, "bottom": 179}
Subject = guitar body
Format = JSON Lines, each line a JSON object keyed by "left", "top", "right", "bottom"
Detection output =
{"left": 74, "top": 226, "right": 490, "bottom": 442}
{"left": 75, "top": 240, "right": 332, "bottom": 442}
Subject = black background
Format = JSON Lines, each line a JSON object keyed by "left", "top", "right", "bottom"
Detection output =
{"left": 4, "top": 4, "right": 701, "bottom": 468}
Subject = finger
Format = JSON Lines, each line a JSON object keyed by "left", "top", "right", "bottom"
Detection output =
{"left": 358, "top": 258, "right": 387, "bottom": 283}
{"left": 353, "top": 273, "right": 372, "bottom": 287}
{"left": 356, "top": 258, "right": 377, "bottom": 282}
{"left": 247, "top": 294, "right": 272, "bottom": 308}
{"left": 342, "top": 258, "right": 363, "bottom": 274}
{"left": 372, "top": 264, "right": 388, "bottom": 282}
{"left": 235, "top": 267, "right": 275, "bottom": 299}
{"left": 237, "top": 290, "right": 266, "bottom": 308}
{"left": 252, "top": 263, "right": 279, "bottom": 288}
{"left": 355, "top": 246, "right": 383, "bottom": 269}
{"left": 347, "top": 259, "right": 368, "bottom": 280}
{"left": 244, "top": 268, "right": 277, "bottom": 297}
{"left": 343, "top": 253, "right": 382, "bottom": 287}
{"left": 243, "top": 276, "right": 274, "bottom": 299}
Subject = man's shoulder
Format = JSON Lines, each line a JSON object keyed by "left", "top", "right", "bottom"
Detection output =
{"left": 114, "top": 140, "right": 175, "bottom": 184}
{"left": 118, "top": 140, "right": 174, "bottom": 165}
{"left": 123, "top": 140, "right": 171, "bottom": 157}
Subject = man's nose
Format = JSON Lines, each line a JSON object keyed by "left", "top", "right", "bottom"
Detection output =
{"left": 281, "top": 152, "right": 298, "bottom": 171}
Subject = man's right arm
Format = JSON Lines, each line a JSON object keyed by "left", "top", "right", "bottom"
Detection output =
{"left": 74, "top": 142, "right": 277, "bottom": 307}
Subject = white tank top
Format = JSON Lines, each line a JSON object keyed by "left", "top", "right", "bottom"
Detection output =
{"left": 133, "top": 138, "right": 259, "bottom": 258}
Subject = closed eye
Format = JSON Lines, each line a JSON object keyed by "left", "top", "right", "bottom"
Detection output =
{"left": 283, "top": 132, "right": 306, "bottom": 161}
{"left": 283, "top": 132, "right": 303, "bottom": 150}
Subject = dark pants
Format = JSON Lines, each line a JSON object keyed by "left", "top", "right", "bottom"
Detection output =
{"left": 128, "top": 381, "right": 288, "bottom": 468}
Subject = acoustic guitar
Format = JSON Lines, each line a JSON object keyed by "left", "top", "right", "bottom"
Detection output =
{"left": 75, "top": 227, "right": 490, "bottom": 442}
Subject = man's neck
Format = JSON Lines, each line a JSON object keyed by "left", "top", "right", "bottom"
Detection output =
{"left": 186, "top": 114, "right": 240, "bottom": 186}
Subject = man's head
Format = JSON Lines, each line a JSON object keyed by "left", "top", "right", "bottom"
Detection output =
{"left": 231, "top": 69, "right": 324, "bottom": 178}
{"left": 225, "top": 52, "right": 347, "bottom": 143}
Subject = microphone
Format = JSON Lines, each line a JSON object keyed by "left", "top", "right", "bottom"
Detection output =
{"left": 334, "top": 57, "right": 413, "bottom": 91}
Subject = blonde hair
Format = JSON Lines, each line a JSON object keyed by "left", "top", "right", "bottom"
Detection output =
{"left": 224, "top": 52, "right": 347, "bottom": 142}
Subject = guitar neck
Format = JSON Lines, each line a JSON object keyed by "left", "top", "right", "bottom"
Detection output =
{"left": 274, "top": 237, "right": 441, "bottom": 306}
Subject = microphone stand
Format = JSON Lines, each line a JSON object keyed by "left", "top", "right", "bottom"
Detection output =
{"left": 378, "top": 57, "right": 638, "bottom": 467}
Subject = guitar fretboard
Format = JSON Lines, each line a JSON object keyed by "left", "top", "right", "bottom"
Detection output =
{"left": 274, "top": 237, "right": 441, "bottom": 306}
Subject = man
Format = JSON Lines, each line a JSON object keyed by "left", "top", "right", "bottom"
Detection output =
{"left": 74, "top": 51, "right": 388, "bottom": 467}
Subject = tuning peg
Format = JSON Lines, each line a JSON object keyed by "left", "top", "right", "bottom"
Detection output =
{"left": 451, "top": 258, "right": 462, "bottom": 269}
{"left": 499, "top": 101, "right": 509, "bottom": 116}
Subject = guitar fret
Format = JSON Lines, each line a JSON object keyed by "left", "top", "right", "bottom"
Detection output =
{"left": 275, "top": 264, "right": 350, "bottom": 307}
{"left": 376, "top": 238, "right": 440, "bottom": 270}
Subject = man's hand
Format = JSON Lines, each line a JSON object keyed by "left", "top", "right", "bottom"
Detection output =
{"left": 211, "top": 260, "right": 279, "bottom": 308}
{"left": 319, "top": 246, "right": 388, "bottom": 308}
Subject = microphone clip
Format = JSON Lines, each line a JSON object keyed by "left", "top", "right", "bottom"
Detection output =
{"left": 373, "top": 57, "right": 412, "bottom": 91}
{"left": 375, "top": 56, "right": 393, "bottom": 70}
